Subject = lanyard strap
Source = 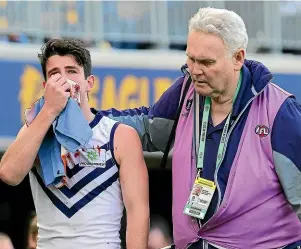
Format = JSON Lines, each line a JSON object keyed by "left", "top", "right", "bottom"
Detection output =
{"left": 196, "top": 71, "right": 242, "bottom": 170}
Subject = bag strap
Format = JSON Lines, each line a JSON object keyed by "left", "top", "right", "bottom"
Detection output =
{"left": 160, "top": 76, "right": 192, "bottom": 169}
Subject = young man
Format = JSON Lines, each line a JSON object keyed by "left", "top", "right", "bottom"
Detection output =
{"left": 0, "top": 39, "right": 149, "bottom": 249}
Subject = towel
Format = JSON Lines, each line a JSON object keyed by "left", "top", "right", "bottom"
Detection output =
{"left": 25, "top": 97, "right": 93, "bottom": 187}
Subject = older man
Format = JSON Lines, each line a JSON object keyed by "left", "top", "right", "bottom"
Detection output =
{"left": 102, "top": 7, "right": 301, "bottom": 249}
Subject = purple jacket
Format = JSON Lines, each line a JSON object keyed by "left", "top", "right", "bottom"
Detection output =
{"left": 97, "top": 60, "right": 301, "bottom": 248}
{"left": 173, "top": 78, "right": 301, "bottom": 248}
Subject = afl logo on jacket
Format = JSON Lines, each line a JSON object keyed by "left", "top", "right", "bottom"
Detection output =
{"left": 255, "top": 125, "right": 270, "bottom": 138}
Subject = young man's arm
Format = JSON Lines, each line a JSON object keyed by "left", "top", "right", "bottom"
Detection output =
{"left": 114, "top": 124, "right": 150, "bottom": 249}
{"left": 0, "top": 73, "right": 70, "bottom": 185}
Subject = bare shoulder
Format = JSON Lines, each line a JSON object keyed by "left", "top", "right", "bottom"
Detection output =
{"left": 113, "top": 124, "right": 142, "bottom": 164}
{"left": 114, "top": 124, "right": 140, "bottom": 141}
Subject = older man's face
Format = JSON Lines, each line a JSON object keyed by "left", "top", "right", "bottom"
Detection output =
{"left": 186, "top": 30, "right": 237, "bottom": 98}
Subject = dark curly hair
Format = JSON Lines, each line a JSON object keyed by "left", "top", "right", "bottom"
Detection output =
{"left": 38, "top": 39, "right": 92, "bottom": 80}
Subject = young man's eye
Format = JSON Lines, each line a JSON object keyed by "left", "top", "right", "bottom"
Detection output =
{"left": 49, "top": 72, "right": 57, "bottom": 77}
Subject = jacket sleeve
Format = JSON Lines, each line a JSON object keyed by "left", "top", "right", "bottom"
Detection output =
{"left": 98, "top": 76, "right": 185, "bottom": 152}
{"left": 272, "top": 96, "right": 301, "bottom": 220}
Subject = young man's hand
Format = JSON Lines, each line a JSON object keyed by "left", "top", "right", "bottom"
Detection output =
{"left": 44, "top": 73, "right": 71, "bottom": 117}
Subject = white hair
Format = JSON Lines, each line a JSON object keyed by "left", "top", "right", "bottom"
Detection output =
{"left": 188, "top": 7, "right": 248, "bottom": 55}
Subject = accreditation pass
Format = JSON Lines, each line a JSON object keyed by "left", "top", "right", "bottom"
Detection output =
{"left": 183, "top": 176, "right": 216, "bottom": 220}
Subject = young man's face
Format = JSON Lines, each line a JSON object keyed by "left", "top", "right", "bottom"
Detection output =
{"left": 44, "top": 55, "right": 94, "bottom": 101}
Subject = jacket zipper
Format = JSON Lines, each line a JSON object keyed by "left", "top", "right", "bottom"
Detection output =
{"left": 214, "top": 87, "right": 266, "bottom": 211}
{"left": 193, "top": 89, "right": 260, "bottom": 230}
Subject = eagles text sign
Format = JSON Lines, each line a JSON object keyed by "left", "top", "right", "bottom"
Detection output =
{"left": 0, "top": 58, "right": 300, "bottom": 149}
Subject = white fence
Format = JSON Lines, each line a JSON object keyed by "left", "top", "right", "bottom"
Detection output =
{"left": 1, "top": 1, "right": 301, "bottom": 52}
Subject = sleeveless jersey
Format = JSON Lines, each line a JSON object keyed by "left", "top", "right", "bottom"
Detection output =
{"left": 29, "top": 114, "right": 123, "bottom": 249}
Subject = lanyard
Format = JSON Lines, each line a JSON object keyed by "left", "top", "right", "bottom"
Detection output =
{"left": 196, "top": 71, "right": 242, "bottom": 171}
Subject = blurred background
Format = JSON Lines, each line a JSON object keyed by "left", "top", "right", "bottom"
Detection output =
{"left": 0, "top": 1, "right": 300, "bottom": 248}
